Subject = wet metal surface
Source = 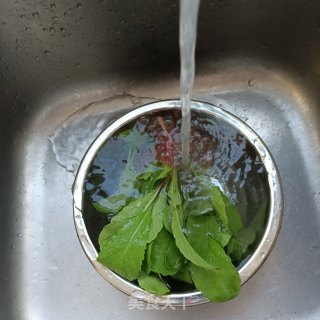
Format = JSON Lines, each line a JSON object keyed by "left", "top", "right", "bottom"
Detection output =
{"left": 1, "top": 0, "right": 320, "bottom": 319}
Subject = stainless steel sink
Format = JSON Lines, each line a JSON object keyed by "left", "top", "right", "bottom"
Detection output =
{"left": 1, "top": 0, "right": 320, "bottom": 319}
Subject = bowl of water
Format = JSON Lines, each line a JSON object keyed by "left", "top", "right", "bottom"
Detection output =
{"left": 73, "top": 99, "right": 283, "bottom": 307}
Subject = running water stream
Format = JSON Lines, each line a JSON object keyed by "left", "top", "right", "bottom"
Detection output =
{"left": 179, "top": 0, "right": 200, "bottom": 168}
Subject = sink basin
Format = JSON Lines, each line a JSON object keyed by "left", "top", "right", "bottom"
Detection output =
{"left": 1, "top": 0, "right": 320, "bottom": 319}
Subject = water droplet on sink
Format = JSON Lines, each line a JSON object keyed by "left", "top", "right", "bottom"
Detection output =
{"left": 32, "top": 12, "right": 40, "bottom": 18}
{"left": 17, "top": 232, "right": 22, "bottom": 237}
{"left": 248, "top": 79, "right": 255, "bottom": 87}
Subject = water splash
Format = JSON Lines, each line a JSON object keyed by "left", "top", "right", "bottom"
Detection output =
{"left": 49, "top": 93, "right": 157, "bottom": 173}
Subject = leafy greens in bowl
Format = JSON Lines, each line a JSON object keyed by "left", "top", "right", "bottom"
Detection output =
{"left": 73, "top": 100, "right": 283, "bottom": 306}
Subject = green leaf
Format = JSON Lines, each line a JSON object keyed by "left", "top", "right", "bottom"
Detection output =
{"left": 172, "top": 265, "right": 193, "bottom": 285}
{"left": 168, "top": 169, "right": 216, "bottom": 270}
{"left": 222, "top": 194, "right": 243, "bottom": 235}
{"left": 137, "top": 271, "right": 170, "bottom": 295}
{"left": 93, "top": 194, "right": 131, "bottom": 214}
{"left": 142, "top": 242, "right": 153, "bottom": 274}
{"left": 187, "top": 214, "right": 240, "bottom": 302}
{"left": 97, "top": 188, "right": 161, "bottom": 280}
{"left": 150, "top": 228, "right": 185, "bottom": 276}
{"left": 168, "top": 169, "right": 182, "bottom": 207}
{"left": 149, "top": 189, "right": 167, "bottom": 242}
{"left": 187, "top": 214, "right": 231, "bottom": 248}
{"left": 136, "top": 163, "right": 171, "bottom": 195}
{"left": 226, "top": 227, "right": 256, "bottom": 262}
{"left": 211, "top": 186, "right": 228, "bottom": 228}
{"left": 189, "top": 239, "right": 240, "bottom": 302}
{"left": 163, "top": 205, "right": 173, "bottom": 233}
{"left": 184, "top": 189, "right": 213, "bottom": 216}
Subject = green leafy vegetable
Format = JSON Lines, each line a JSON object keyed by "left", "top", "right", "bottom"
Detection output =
{"left": 96, "top": 162, "right": 247, "bottom": 303}
{"left": 187, "top": 213, "right": 240, "bottom": 301}
{"left": 142, "top": 242, "right": 153, "bottom": 274}
{"left": 222, "top": 193, "right": 243, "bottom": 235}
{"left": 150, "top": 228, "right": 185, "bottom": 276}
{"left": 97, "top": 188, "right": 162, "bottom": 280}
{"left": 226, "top": 227, "right": 256, "bottom": 262}
{"left": 190, "top": 239, "right": 240, "bottom": 302}
{"left": 187, "top": 214, "right": 231, "bottom": 248}
{"left": 137, "top": 271, "right": 170, "bottom": 295}
{"left": 169, "top": 170, "right": 217, "bottom": 270}
{"left": 211, "top": 186, "right": 228, "bottom": 228}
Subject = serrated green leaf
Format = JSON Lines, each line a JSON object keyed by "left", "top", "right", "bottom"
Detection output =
{"left": 137, "top": 271, "right": 170, "bottom": 295}
{"left": 168, "top": 169, "right": 182, "bottom": 207}
{"left": 136, "top": 163, "right": 171, "bottom": 195}
{"left": 97, "top": 188, "right": 162, "bottom": 280}
{"left": 97, "top": 194, "right": 156, "bottom": 248}
{"left": 150, "top": 228, "right": 184, "bottom": 276}
{"left": 149, "top": 189, "right": 167, "bottom": 242}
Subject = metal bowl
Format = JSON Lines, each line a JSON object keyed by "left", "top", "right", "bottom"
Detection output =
{"left": 73, "top": 100, "right": 283, "bottom": 307}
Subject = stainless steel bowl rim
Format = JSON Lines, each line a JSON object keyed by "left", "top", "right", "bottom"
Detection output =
{"left": 73, "top": 100, "right": 283, "bottom": 307}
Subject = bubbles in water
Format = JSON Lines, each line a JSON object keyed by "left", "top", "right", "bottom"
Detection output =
{"left": 50, "top": 3, "right": 56, "bottom": 9}
{"left": 248, "top": 79, "right": 255, "bottom": 87}
{"left": 49, "top": 27, "right": 55, "bottom": 33}
{"left": 32, "top": 12, "right": 40, "bottom": 18}
{"left": 76, "top": 3, "right": 82, "bottom": 9}
{"left": 44, "top": 50, "right": 50, "bottom": 55}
